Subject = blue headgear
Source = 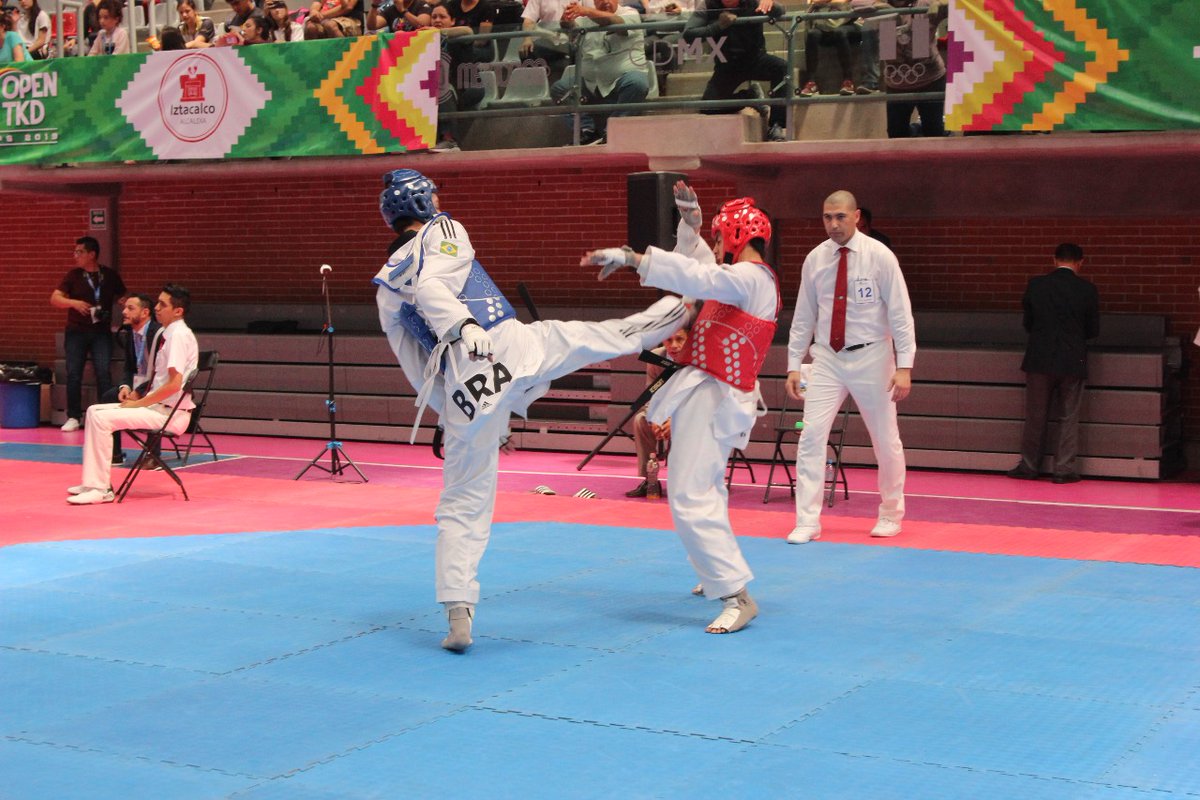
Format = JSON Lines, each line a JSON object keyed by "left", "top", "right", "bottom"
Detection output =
{"left": 380, "top": 169, "right": 438, "bottom": 228}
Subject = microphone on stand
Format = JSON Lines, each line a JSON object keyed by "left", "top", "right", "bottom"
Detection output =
{"left": 320, "top": 264, "right": 333, "bottom": 275}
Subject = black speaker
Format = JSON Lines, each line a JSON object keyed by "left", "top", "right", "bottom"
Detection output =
{"left": 627, "top": 171, "right": 687, "bottom": 253}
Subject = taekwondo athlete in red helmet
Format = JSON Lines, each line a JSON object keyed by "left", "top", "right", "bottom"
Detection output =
{"left": 582, "top": 181, "right": 780, "bottom": 635}
{"left": 374, "top": 169, "right": 690, "bottom": 652}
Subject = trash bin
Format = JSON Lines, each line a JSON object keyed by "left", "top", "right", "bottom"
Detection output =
{"left": 0, "top": 363, "right": 51, "bottom": 429}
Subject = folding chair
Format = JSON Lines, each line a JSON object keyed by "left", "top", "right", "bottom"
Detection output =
{"left": 170, "top": 350, "right": 219, "bottom": 466}
{"left": 725, "top": 448, "right": 755, "bottom": 489}
{"left": 115, "top": 367, "right": 200, "bottom": 503}
{"left": 762, "top": 396, "right": 851, "bottom": 508}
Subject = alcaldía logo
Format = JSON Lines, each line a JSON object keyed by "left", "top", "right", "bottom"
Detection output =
{"left": 117, "top": 50, "right": 271, "bottom": 159}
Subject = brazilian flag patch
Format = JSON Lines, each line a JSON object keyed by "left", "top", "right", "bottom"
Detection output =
{"left": 439, "top": 241, "right": 459, "bottom": 257}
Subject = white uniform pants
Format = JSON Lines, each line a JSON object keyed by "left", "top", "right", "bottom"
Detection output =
{"left": 81, "top": 403, "right": 191, "bottom": 490}
{"left": 666, "top": 379, "right": 754, "bottom": 600}
{"left": 794, "top": 341, "right": 905, "bottom": 528}
{"left": 434, "top": 308, "right": 687, "bottom": 605}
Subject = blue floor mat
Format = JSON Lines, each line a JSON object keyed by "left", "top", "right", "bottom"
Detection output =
{"left": 3, "top": 523, "right": 1199, "bottom": 799}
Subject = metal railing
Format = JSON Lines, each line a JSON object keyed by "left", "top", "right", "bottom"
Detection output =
{"left": 439, "top": 6, "right": 937, "bottom": 145}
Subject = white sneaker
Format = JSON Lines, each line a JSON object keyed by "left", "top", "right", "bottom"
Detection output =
{"left": 67, "top": 488, "right": 114, "bottom": 505}
{"left": 67, "top": 484, "right": 89, "bottom": 495}
{"left": 786, "top": 526, "right": 821, "bottom": 544}
{"left": 870, "top": 518, "right": 902, "bottom": 537}
{"left": 60, "top": 418, "right": 81, "bottom": 432}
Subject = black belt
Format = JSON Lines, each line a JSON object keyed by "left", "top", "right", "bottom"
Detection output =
{"left": 843, "top": 341, "right": 874, "bottom": 352}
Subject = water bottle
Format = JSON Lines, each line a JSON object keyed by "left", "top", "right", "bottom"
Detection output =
{"left": 645, "top": 453, "right": 662, "bottom": 499}
{"left": 824, "top": 458, "right": 835, "bottom": 486}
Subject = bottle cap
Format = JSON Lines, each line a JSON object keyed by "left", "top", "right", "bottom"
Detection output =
{"left": 794, "top": 420, "right": 804, "bottom": 429}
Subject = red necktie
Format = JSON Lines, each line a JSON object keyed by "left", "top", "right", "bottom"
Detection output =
{"left": 829, "top": 246, "right": 849, "bottom": 352}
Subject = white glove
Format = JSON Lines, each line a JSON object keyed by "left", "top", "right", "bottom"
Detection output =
{"left": 673, "top": 180, "right": 702, "bottom": 230}
{"left": 583, "top": 246, "right": 636, "bottom": 281}
{"left": 459, "top": 323, "right": 494, "bottom": 360}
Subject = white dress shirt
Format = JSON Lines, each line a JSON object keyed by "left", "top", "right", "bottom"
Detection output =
{"left": 787, "top": 229, "right": 916, "bottom": 371}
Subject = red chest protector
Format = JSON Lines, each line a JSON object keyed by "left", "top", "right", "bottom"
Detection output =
{"left": 677, "top": 262, "right": 780, "bottom": 392}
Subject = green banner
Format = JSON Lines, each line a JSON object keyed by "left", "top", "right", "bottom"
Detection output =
{"left": 945, "top": 0, "right": 1200, "bottom": 131}
{"left": 0, "top": 31, "right": 440, "bottom": 164}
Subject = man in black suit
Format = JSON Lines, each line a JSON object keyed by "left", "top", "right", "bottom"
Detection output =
{"left": 1007, "top": 243, "right": 1100, "bottom": 484}
{"left": 96, "top": 293, "right": 161, "bottom": 465}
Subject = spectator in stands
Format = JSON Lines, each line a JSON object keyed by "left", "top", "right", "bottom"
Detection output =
{"left": 550, "top": 0, "right": 651, "bottom": 145}
{"left": 785, "top": 189, "right": 915, "bottom": 542}
{"left": 96, "top": 293, "right": 161, "bottom": 466}
{"left": 857, "top": 206, "right": 891, "bottom": 249}
{"left": 367, "top": 0, "right": 430, "bottom": 33}
{"left": 156, "top": 25, "right": 188, "bottom": 49}
{"left": 306, "top": 0, "right": 363, "bottom": 38}
{"left": 426, "top": 3, "right": 482, "bottom": 150}
{"left": 87, "top": 0, "right": 128, "bottom": 54}
{"left": 80, "top": 0, "right": 101, "bottom": 50}
{"left": 67, "top": 285, "right": 199, "bottom": 505}
{"left": 50, "top": 237, "right": 128, "bottom": 433}
{"left": 15, "top": 0, "right": 50, "bottom": 59}
{"left": 518, "top": 0, "right": 584, "bottom": 76}
{"left": 880, "top": 0, "right": 945, "bottom": 137}
{"left": 267, "top": 0, "right": 304, "bottom": 39}
{"left": 683, "top": 0, "right": 788, "bottom": 142}
{"left": 222, "top": 0, "right": 254, "bottom": 35}
{"left": 177, "top": 0, "right": 216, "bottom": 47}
{"left": 626, "top": 327, "right": 688, "bottom": 497}
{"left": 1007, "top": 243, "right": 1099, "bottom": 484}
{"left": 446, "top": 0, "right": 495, "bottom": 62}
{"left": 239, "top": 11, "right": 271, "bottom": 43}
{"left": 798, "top": 0, "right": 864, "bottom": 96}
{"left": 643, "top": 0, "right": 695, "bottom": 91}
{"left": 0, "top": 9, "right": 27, "bottom": 62}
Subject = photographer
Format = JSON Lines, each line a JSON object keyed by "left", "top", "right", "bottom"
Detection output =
{"left": 50, "top": 236, "right": 126, "bottom": 433}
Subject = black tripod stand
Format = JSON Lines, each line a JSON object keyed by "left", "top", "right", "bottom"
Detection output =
{"left": 296, "top": 264, "right": 368, "bottom": 482}
{"left": 577, "top": 349, "right": 679, "bottom": 471}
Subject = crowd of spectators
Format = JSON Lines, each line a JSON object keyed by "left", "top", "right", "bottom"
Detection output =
{"left": 0, "top": 0, "right": 948, "bottom": 142}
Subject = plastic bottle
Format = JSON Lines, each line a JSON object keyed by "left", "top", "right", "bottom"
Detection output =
{"left": 825, "top": 459, "right": 835, "bottom": 486}
{"left": 645, "top": 453, "right": 662, "bottom": 499}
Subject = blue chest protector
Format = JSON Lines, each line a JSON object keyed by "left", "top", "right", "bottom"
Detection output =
{"left": 376, "top": 213, "right": 517, "bottom": 355}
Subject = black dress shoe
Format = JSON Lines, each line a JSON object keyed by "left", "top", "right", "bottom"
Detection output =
{"left": 1052, "top": 473, "right": 1081, "bottom": 484}
{"left": 1005, "top": 465, "right": 1038, "bottom": 480}
{"left": 625, "top": 480, "right": 648, "bottom": 498}
{"left": 111, "top": 452, "right": 126, "bottom": 466}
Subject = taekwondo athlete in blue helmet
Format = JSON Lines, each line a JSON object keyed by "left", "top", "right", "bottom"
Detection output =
{"left": 373, "top": 169, "right": 691, "bottom": 652}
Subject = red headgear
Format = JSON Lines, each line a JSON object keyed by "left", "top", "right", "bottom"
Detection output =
{"left": 710, "top": 197, "right": 771, "bottom": 262}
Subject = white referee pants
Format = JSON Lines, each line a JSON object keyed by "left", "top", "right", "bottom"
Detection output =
{"left": 793, "top": 340, "right": 906, "bottom": 529}
{"left": 666, "top": 379, "right": 753, "bottom": 600}
{"left": 81, "top": 403, "right": 190, "bottom": 491}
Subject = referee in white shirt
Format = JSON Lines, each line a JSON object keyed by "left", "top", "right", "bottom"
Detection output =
{"left": 784, "top": 190, "right": 916, "bottom": 542}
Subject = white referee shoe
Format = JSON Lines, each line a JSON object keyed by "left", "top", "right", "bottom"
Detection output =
{"left": 786, "top": 526, "right": 821, "bottom": 544}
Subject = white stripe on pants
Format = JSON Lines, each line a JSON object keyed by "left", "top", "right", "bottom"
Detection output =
{"left": 793, "top": 341, "right": 905, "bottom": 528}
{"left": 666, "top": 379, "right": 753, "bottom": 600}
{"left": 81, "top": 403, "right": 190, "bottom": 490}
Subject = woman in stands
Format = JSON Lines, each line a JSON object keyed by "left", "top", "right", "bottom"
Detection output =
{"left": 266, "top": 0, "right": 304, "bottom": 41}
{"left": 16, "top": 0, "right": 50, "bottom": 59}
{"left": 0, "top": 12, "right": 27, "bottom": 62}
{"left": 177, "top": 0, "right": 215, "bottom": 48}
{"left": 238, "top": 12, "right": 271, "bottom": 44}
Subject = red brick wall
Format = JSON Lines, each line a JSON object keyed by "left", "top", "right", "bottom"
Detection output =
{"left": 3, "top": 168, "right": 1197, "bottom": 442}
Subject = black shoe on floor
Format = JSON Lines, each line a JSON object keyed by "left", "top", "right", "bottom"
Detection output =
{"left": 111, "top": 452, "right": 126, "bottom": 466}
{"left": 1052, "top": 473, "right": 1081, "bottom": 484}
{"left": 625, "top": 480, "right": 648, "bottom": 498}
{"left": 1005, "top": 464, "right": 1038, "bottom": 480}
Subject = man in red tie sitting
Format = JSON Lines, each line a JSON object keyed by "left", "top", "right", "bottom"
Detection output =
{"left": 784, "top": 190, "right": 916, "bottom": 543}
